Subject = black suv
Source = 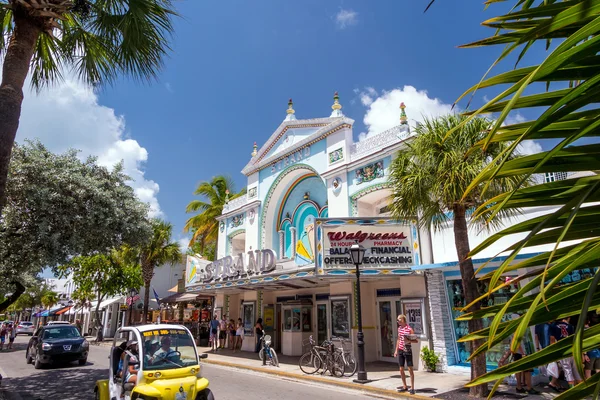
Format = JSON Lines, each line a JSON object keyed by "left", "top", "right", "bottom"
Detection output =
{"left": 26, "top": 325, "right": 89, "bottom": 369}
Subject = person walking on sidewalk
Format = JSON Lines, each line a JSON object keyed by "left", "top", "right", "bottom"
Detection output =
{"left": 234, "top": 318, "right": 244, "bottom": 353}
{"left": 551, "top": 317, "right": 583, "bottom": 389}
{"left": 219, "top": 315, "right": 228, "bottom": 349}
{"left": 228, "top": 319, "right": 236, "bottom": 350}
{"left": 7, "top": 323, "right": 16, "bottom": 350}
{"left": 394, "top": 314, "right": 418, "bottom": 395}
{"left": 254, "top": 318, "right": 263, "bottom": 353}
{"left": 209, "top": 315, "right": 219, "bottom": 352}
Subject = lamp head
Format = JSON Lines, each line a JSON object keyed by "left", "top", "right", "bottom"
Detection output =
{"left": 349, "top": 242, "right": 366, "bottom": 265}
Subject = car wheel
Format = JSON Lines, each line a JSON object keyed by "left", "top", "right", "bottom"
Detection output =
{"left": 78, "top": 358, "right": 87, "bottom": 366}
{"left": 29, "top": 333, "right": 33, "bottom": 336}
{"left": 26, "top": 351, "right": 32, "bottom": 364}
{"left": 34, "top": 353, "right": 43, "bottom": 369}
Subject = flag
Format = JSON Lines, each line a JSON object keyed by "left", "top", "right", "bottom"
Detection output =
{"left": 152, "top": 287, "right": 161, "bottom": 304}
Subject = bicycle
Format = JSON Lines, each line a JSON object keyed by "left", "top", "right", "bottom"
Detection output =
{"left": 299, "top": 336, "right": 344, "bottom": 377}
{"left": 331, "top": 336, "right": 357, "bottom": 377}
{"left": 258, "top": 330, "right": 279, "bottom": 367}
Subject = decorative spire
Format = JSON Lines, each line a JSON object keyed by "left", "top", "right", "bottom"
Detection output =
{"left": 285, "top": 98, "right": 296, "bottom": 121}
{"left": 224, "top": 189, "right": 230, "bottom": 204}
{"left": 400, "top": 102, "right": 408, "bottom": 125}
{"left": 251, "top": 142, "right": 257, "bottom": 157}
{"left": 330, "top": 91, "right": 344, "bottom": 117}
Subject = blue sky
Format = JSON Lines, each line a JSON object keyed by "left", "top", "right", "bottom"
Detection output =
{"left": 18, "top": 1, "right": 548, "bottom": 250}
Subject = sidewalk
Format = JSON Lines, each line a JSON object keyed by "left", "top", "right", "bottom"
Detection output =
{"left": 197, "top": 347, "right": 560, "bottom": 400}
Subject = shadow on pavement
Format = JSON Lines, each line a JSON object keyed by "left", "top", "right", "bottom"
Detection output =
{"left": 0, "top": 343, "right": 28, "bottom": 353}
{"left": 3, "top": 365, "right": 104, "bottom": 400}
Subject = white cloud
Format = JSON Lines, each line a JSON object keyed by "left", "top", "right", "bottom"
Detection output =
{"left": 165, "top": 82, "right": 173, "bottom": 93}
{"left": 505, "top": 112, "right": 526, "bottom": 125}
{"left": 177, "top": 237, "right": 190, "bottom": 254}
{"left": 15, "top": 78, "right": 163, "bottom": 217}
{"left": 335, "top": 9, "right": 358, "bottom": 29}
{"left": 517, "top": 140, "right": 543, "bottom": 156}
{"left": 358, "top": 85, "right": 454, "bottom": 140}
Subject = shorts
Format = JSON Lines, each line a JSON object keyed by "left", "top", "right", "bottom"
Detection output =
{"left": 219, "top": 331, "right": 226, "bottom": 340}
{"left": 560, "top": 357, "right": 582, "bottom": 382}
{"left": 9, "top": 337, "right": 15, "bottom": 343}
{"left": 585, "top": 357, "right": 600, "bottom": 371}
{"left": 511, "top": 353, "right": 533, "bottom": 372}
{"left": 0, "top": 337, "right": 5, "bottom": 343}
{"left": 230, "top": 330, "right": 236, "bottom": 336}
{"left": 398, "top": 350, "right": 413, "bottom": 368}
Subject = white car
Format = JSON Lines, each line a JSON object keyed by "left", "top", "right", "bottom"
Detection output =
{"left": 16, "top": 321, "right": 35, "bottom": 335}
{"left": 47, "top": 321, "right": 71, "bottom": 326}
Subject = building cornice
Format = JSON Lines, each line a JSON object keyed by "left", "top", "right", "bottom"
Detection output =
{"left": 216, "top": 199, "right": 261, "bottom": 221}
{"left": 242, "top": 117, "right": 354, "bottom": 176}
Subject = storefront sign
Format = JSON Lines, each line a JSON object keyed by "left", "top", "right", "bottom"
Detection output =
{"left": 318, "top": 219, "right": 416, "bottom": 269}
{"left": 185, "top": 255, "right": 205, "bottom": 287}
{"left": 204, "top": 249, "right": 277, "bottom": 282}
{"left": 402, "top": 299, "right": 425, "bottom": 336}
{"left": 270, "top": 147, "right": 311, "bottom": 172}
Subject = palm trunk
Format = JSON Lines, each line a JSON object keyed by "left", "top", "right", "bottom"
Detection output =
{"left": 453, "top": 205, "right": 487, "bottom": 398}
{"left": 0, "top": 15, "right": 41, "bottom": 209}
{"left": 95, "top": 292, "right": 104, "bottom": 342}
{"left": 142, "top": 280, "right": 150, "bottom": 324}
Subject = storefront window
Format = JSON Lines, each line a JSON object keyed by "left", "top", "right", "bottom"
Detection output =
{"left": 446, "top": 277, "right": 533, "bottom": 366}
{"left": 283, "top": 307, "right": 304, "bottom": 332}
{"left": 301, "top": 307, "right": 312, "bottom": 332}
{"left": 242, "top": 302, "right": 255, "bottom": 336}
{"left": 284, "top": 309, "right": 292, "bottom": 330}
{"left": 331, "top": 297, "right": 350, "bottom": 339}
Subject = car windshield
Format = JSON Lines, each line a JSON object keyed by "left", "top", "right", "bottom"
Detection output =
{"left": 141, "top": 328, "right": 198, "bottom": 371}
{"left": 43, "top": 326, "right": 81, "bottom": 339}
{"left": 21, "top": 322, "right": 33, "bottom": 326}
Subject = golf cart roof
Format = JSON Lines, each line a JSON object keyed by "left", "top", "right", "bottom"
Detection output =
{"left": 131, "top": 324, "right": 188, "bottom": 333}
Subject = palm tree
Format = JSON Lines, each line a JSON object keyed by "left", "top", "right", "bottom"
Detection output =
{"left": 40, "top": 288, "right": 59, "bottom": 309}
{"left": 139, "top": 219, "right": 181, "bottom": 323}
{"left": 185, "top": 175, "right": 245, "bottom": 256}
{"left": 388, "top": 114, "right": 522, "bottom": 397}
{"left": 441, "top": 2, "right": 600, "bottom": 398}
{"left": 0, "top": 0, "right": 177, "bottom": 209}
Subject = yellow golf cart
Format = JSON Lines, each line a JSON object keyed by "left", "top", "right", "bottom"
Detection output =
{"left": 94, "top": 324, "right": 214, "bottom": 400}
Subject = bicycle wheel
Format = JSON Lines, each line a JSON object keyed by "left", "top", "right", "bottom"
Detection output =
{"left": 259, "top": 348, "right": 264, "bottom": 361}
{"left": 331, "top": 353, "right": 345, "bottom": 377}
{"left": 270, "top": 348, "right": 279, "bottom": 367}
{"left": 343, "top": 353, "right": 358, "bottom": 377}
{"left": 299, "top": 352, "right": 321, "bottom": 374}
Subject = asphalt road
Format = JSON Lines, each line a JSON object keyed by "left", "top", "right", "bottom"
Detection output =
{"left": 0, "top": 336, "right": 384, "bottom": 400}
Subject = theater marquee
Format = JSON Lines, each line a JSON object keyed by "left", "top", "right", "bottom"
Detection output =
{"left": 315, "top": 218, "right": 420, "bottom": 272}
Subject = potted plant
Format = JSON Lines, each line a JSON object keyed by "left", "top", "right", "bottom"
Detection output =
{"left": 420, "top": 347, "right": 441, "bottom": 372}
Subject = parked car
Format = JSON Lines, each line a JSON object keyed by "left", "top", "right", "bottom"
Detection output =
{"left": 47, "top": 321, "right": 71, "bottom": 325}
{"left": 26, "top": 325, "right": 89, "bottom": 369}
{"left": 16, "top": 321, "right": 35, "bottom": 335}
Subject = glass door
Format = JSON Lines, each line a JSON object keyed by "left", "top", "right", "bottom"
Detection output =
{"left": 316, "top": 302, "right": 329, "bottom": 345}
{"left": 377, "top": 298, "right": 402, "bottom": 362}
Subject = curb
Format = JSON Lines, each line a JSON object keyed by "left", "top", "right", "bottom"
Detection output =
{"left": 202, "top": 358, "right": 431, "bottom": 400}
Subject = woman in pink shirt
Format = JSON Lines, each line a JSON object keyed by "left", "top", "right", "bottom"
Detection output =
{"left": 394, "top": 314, "right": 418, "bottom": 395}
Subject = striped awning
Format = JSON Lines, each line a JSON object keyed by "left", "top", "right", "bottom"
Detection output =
{"left": 54, "top": 306, "right": 72, "bottom": 315}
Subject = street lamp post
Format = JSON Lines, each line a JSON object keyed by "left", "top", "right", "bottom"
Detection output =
{"left": 128, "top": 288, "right": 138, "bottom": 326}
{"left": 349, "top": 242, "right": 370, "bottom": 383}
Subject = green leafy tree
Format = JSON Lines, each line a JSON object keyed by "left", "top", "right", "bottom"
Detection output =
{"left": 433, "top": 1, "right": 600, "bottom": 399}
{"left": 0, "top": 0, "right": 177, "bottom": 210}
{"left": 138, "top": 219, "right": 181, "bottom": 323}
{"left": 0, "top": 140, "right": 151, "bottom": 312}
{"left": 388, "top": 115, "right": 522, "bottom": 397}
{"left": 185, "top": 175, "right": 245, "bottom": 253}
{"left": 59, "top": 250, "right": 142, "bottom": 341}
{"left": 40, "top": 289, "right": 59, "bottom": 309}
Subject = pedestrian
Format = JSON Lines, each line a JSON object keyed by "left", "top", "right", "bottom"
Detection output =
{"left": 550, "top": 317, "right": 583, "bottom": 389}
{"left": 209, "top": 315, "right": 219, "bottom": 352}
{"left": 219, "top": 315, "right": 228, "bottom": 349}
{"left": 394, "top": 314, "right": 418, "bottom": 395}
{"left": 228, "top": 319, "right": 236, "bottom": 350}
{"left": 534, "top": 321, "right": 551, "bottom": 351}
{"left": 0, "top": 323, "right": 7, "bottom": 351}
{"left": 498, "top": 338, "right": 540, "bottom": 394}
{"left": 75, "top": 319, "right": 83, "bottom": 335}
{"left": 584, "top": 317, "right": 600, "bottom": 380}
{"left": 7, "top": 323, "right": 16, "bottom": 350}
{"left": 234, "top": 318, "right": 244, "bottom": 353}
{"left": 255, "top": 318, "right": 263, "bottom": 353}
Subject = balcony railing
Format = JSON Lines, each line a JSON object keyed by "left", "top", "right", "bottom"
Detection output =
{"left": 222, "top": 194, "right": 248, "bottom": 214}
{"left": 350, "top": 125, "right": 410, "bottom": 161}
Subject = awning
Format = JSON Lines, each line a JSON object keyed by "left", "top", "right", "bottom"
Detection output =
{"left": 90, "top": 297, "right": 124, "bottom": 310}
{"left": 160, "top": 292, "right": 201, "bottom": 304}
{"left": 54, "top": 306, "right": 72, "bottom": 315}
{"left": 167, "top": 284, "right": 179, "bottom": 293}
